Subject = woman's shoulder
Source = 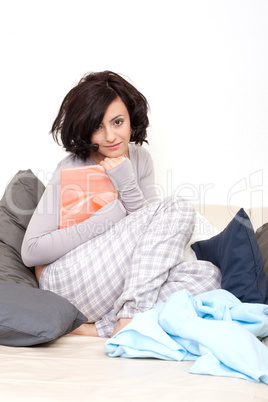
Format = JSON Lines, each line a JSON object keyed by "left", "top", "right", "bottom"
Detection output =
{"left": 128, "top": 143, "right": 154, "bottom": 176}
{"left": 55, "top": 153, "right": 92, "bottom": 170}
{"left": 128, "top": 143, "right": 151, "bottom": 160}
{"left": 49, "top": 154, "right": 93, "bottom": 185}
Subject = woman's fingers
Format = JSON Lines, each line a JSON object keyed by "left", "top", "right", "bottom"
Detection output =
{"left": 100, "top": 156, "right": 126, "bottom": 170}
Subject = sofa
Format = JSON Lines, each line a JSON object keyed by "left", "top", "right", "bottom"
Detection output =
{"left": 0, "top": 170, "right": 268, "bottom": 401}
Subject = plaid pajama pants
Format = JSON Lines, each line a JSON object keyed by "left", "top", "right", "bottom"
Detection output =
{"left": 39, "top": 196, "right": 221, "bottom": 337}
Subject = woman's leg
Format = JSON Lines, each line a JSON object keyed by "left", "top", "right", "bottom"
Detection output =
{"left": 157, "top": 260, "right": 222, "bottom": 303}
{"left": 112, "top": 196, "right": 195, "bottom": 320}
{"left": 40, "top": 196, "right": 195, "bottom": 337}
{"left": 70, "top": 323, "right": 98, "bottom": 336}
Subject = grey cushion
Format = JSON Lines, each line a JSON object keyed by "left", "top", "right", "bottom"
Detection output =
{"left": 0, "top": 280, "right": 87, "bottom": 346}
{"left": 0, "top": 170, "right": 45, "bottom": 287}
{"left": 0, "top": 170, "right": 88, "bottom": 346}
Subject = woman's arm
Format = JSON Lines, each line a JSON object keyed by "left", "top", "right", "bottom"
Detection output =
{"left": 22, "top": 200, "right": 125, "bottom": 267}
{"left": 21, "top": 165, "right": 126, "bottom": 267}
{"left": 22, "top": 147, "right": 156, "bottom": 267}
{"left": 105, "top": 148, "right": 158, "bottom": 214}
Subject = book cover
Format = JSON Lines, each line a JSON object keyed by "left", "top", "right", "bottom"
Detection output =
{"left": 59, "top": 165, "right": 118, "bottom": 229}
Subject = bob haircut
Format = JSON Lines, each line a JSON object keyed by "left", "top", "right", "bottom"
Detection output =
{"left": 51, "top": 71, "right": 149, "bottom": 160}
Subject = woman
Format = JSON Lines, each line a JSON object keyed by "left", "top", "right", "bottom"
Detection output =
{"left": 22, "top": 71, "right": 221, "bottom": 337}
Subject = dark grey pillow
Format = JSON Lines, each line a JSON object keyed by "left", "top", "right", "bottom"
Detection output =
{"left": 0, "top": 170, "right": 45, "bottom": 287}
{"left": 0, "top": 280, "right": 87, "bottom": 346}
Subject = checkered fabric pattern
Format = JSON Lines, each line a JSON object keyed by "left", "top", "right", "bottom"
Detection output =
{"left": 39, "top": 196, "right": 221, "bottom": 337}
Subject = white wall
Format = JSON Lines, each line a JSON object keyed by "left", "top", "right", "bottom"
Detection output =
{"left": 1, "top": 0, "right": 268, "bottom": 209}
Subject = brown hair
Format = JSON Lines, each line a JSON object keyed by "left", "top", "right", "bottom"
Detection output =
{"left": 51, "top": 71, "right": 149, "bottom": 160}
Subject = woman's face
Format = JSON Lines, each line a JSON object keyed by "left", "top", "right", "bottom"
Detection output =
{"left": 90, "top": 97, "right": 131, "bottom": 163}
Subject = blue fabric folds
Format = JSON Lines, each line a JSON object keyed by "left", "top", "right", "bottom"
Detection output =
{"left": 105, "top": 289, "right": 268, "bottom": 384}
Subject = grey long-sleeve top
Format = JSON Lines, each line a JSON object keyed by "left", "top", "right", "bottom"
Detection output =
{"left": 21, "top": 144, "right": 157, "bottom": 267}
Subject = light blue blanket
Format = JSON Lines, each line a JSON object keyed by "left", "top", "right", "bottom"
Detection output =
{"left": 105, "top": 289, "right": 268, "bottom": 384}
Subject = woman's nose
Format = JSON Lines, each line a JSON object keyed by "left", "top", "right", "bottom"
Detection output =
{"left": 105, "top": 128, "right": 116, "bottom": 143}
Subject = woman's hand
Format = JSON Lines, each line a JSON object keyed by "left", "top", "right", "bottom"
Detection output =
{"left": 100, "top": 156, "right": 126, "bottom": 171}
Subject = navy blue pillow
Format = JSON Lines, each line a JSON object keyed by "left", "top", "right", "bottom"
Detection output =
{"left": 191, "top": 208, "right": 268, "bottom": 304}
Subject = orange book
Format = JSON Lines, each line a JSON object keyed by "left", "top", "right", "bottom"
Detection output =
{"left": 59, "top": 165, "right": 118, "bottom": 229}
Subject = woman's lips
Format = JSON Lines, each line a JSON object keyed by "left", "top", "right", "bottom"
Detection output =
{"left": 104, "top": 142, "right": 122, "bottom": 150}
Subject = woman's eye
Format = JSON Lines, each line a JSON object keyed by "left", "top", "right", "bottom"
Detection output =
{"left": 94, "top": 124, "right": 102, "bottom": 131}
{"left": 114, "top": 119, "right": 123, "bottom": 126}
